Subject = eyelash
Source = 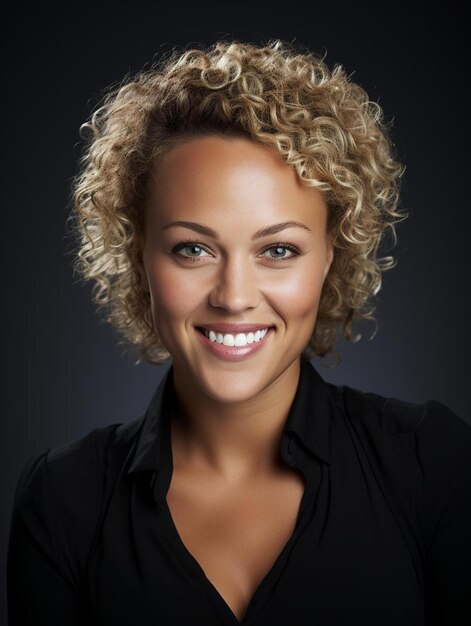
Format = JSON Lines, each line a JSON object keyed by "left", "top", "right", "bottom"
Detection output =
{"left": 170, "top": 240, "right": 301, "bottom": 264}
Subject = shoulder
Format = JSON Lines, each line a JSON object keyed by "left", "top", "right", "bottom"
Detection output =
{"left": 46, "top": 412, "right": 145, "bottom": 476}
{"left": 332, "top": 380, "right": 471, "bottom": 486}
{"left": 11, "top": 414, "right": 146, "bottom": 547}
{"left": 336, "top": 383, "right": 471, "bottom": 545}
{"left": 337, "top": 381, "right": 471, "bottom": 445}
{"left": 8, "top": 416, "right": 146, "bottom": 587}
{"left": 335, "top": 381, "right": 424, "bottom": 432}
{"left": 338, "top": 381, "right": 471, "bottom": 471}
{"left": 15, "top": 414, "right": 144, "bottom": 495}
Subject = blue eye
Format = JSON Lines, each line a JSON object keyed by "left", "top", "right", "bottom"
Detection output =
{"left": 170, "top": 241, "right": 301, "bottom": 264}
{"left": 261, "top": 245, "right": 299, "bottom": 262}
{"left": 171, "top": 242, "right": 211, "bottom": 260}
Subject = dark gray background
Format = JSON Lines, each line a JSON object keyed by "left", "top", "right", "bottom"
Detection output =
{"left": 2, "top": 2, "right": 469, "bottom": 623}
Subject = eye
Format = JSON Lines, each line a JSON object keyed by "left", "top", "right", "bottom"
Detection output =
{"left": 170, "top": 241, "right": 301, "bottom": 264}
{"left": 171, "top": 241, "right": 212, "bottom": 261}
{"left": 259, "top": 243, "right": 301, "bottom": 263}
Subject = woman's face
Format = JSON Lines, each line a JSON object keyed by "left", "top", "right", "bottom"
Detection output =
{"left": 139, "top": 135, "right": 334, "bottom": 404}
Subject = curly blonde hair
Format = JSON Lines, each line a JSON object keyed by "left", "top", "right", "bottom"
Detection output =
{"left": 67, "top": 38, "right": 408, "bottom": 367}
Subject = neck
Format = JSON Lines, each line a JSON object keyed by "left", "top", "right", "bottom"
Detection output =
{"left": 170, "top": 358, "right": 301, "bottom": 482}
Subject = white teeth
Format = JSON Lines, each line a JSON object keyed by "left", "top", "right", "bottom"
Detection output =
{"left": 203, "top": 328, "right": 269, "bottom": 345}
{"left": 223, "top": 334, "right": 235, "bottom": 346}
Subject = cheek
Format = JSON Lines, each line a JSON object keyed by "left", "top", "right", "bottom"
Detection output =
{"left": 147, "top": 263, "right": 202, "bottom": 318}
{"left": 265, "top": 262, "right": 325, "bottom": 319}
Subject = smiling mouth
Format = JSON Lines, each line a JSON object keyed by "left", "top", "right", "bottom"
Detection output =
{"left": 196, "top": 326, "right": 271, "bottom": 346}
{"left": 194, "top": 325, "right": 275, "bottom": 361}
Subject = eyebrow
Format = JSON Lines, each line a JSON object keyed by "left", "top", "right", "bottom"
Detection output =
{"left": 162, "top": 220, "right": 312, "bottom": 240}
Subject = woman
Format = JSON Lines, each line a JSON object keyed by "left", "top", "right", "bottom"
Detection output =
{"left": 7, "top": 39, "right": 471, "bottom": 625}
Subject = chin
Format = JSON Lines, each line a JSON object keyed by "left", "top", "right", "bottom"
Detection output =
{"left": 194, "top": 364, "right": 274, "bottom": 404}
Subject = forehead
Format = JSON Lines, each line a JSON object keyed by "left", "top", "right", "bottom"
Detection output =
{"left": 145, "top": 135, "right": 327, "bottom": 230}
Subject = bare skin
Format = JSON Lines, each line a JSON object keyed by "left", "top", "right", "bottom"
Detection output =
{"left": 169, "top": 358, "right": 307, "bottom": 621}
{"left": 138, "top": 135, "right": 333, "bottom": 621}
{"left": 168, "top": 419, "right": 306, "bottom": 622}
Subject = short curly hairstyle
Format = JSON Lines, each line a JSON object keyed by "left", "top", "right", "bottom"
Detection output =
{"left": 67, "top": 38, "right": 408, "bottom": 367}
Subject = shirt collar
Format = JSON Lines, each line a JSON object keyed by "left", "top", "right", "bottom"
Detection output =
{"left": 127, "top": 358, "right": 334, "bottom": 475}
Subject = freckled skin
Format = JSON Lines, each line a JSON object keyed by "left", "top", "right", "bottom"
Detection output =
{"left": 137, "top": 135, "right": 333, "bottom": 476}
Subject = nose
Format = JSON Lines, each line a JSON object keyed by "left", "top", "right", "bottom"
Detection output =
{"left": 208, "top": 254, "right": 261, "bottom": 313}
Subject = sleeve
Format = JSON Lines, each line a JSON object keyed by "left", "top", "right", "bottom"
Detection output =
{"left": 417, "top": 400, "right": 471, "bottom": 626}
{"left": 7, "top": 450, "right": 87, "bottom": 626}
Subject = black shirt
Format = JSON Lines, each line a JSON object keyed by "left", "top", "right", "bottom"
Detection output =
{"left": 7, "top": 359, "right": 471, "bottom": 625}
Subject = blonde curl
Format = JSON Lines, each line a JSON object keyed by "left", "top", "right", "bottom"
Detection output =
{"left": 67, "top": 38, "right": 408, "bottom": 367}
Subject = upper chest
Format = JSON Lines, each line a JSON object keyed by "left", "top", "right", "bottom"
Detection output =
{"left": 91, "top": 446, "right": 426, "bottom": 625}
{"left": 165, "top": 464, "right": 307, "bottom": 622}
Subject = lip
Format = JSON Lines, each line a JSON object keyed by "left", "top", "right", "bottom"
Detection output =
{"left": 195, "top": 323, "right": 275, "bottom": 333}
{"left": 195, "top": 326, "right": 275, "bottom": 362}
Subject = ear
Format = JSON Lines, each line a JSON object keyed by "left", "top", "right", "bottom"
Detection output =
{"left": 323, "top": 232, "right": 334, "bottom": 280}
{"left": 136, "top": 234, "right": 150, "bottom": 294}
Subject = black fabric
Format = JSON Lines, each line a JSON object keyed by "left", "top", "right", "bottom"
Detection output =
{"left": 7, "top": 360, "right": 471, "bottom": 625}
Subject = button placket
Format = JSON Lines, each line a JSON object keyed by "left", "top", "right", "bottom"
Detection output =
{"left": 280, "top": 432, "right": 299, "bottom": 469}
